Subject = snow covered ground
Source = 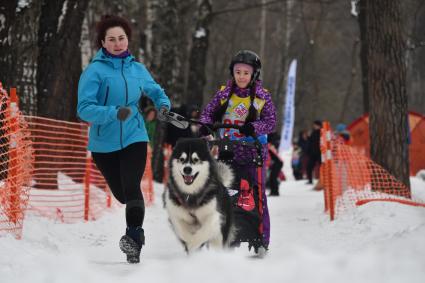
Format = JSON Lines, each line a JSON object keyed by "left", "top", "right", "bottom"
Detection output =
{"left": 1, "top": 176, "right": 425, "bottom": 283}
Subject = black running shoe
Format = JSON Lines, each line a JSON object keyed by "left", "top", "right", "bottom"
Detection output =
{"left": 119, "top": 235, "right": 141, "bottom": 263}
{"left": 119, "top": 226, "right": 145, "bottom": 264}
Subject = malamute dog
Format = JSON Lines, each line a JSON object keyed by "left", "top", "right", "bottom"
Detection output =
{"left": 163, "top": 138, "right": 235, "bottom": 253}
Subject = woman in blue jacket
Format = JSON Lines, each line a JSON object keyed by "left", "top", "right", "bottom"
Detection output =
{"left": 77, "top": 15, "right": 170, "bottom": 264}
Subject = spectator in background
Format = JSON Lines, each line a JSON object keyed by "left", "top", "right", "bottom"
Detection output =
{"left": 267, "top": 133, "right": 283, "bottom": 196}
{"left": 291, "top": 142, "right": 303, "bottom": 180}
{"left": 297, "top": 130, "right": 309, "bottom": 179}
{"left": 335, "top": 123, "right": 351, "bottom": 145}
{"left": 306, "top": 120, "right": 322, "bottom": 184}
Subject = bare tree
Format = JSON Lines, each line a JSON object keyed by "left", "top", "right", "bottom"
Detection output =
{"left": 406, "top": 0, "right": 425, "bottom": 112}
{"left": 186, "top": 0, "right": 212, "bottom": 107}
{"left": 259, "top": 0, "right": 267, "bottom": 61}
{"left": 364, "top": 0, "right": 410, "bottom": 189}
{"left": 36, "top": 0, "right": 89, "bottom": 121}
{"left": 84, "top": 1, "right": 144, "bottom": 61}
{"left": 339, "top": 38, "right": 359, "bottom": 122}
{"left": 358, "top": 0, "right": 369, "bottom": 113}
{"left": 0, "top": 1, "right": 40, "bottom": 115}
{"left": 146, "top": 0, "right": 181, "bottom": 182}
{"left": 0, "top": 1, "right": 18, "bottom": 88}
{"left": 299, "top": 0, "right": 326, "bottom": 121}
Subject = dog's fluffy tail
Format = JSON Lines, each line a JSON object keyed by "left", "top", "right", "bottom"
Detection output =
{"left": 216, "top": 161, "right": 234, "bottom": 188}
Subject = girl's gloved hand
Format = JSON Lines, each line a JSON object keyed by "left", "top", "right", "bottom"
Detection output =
{"left": 239, "top": 123, "right": 255, "bottom": 136}
{"left": 199, "top": 124, "right": 213, "bottom": 136}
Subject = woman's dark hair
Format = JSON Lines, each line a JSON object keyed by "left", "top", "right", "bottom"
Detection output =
{"left": 212, "top": 80, "right": 258, "bottom": 124}
{"left": 96, "top": 15, "right": 132, "bottom": 49}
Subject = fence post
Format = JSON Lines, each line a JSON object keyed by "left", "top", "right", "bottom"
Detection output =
{"left": 321, "top": 126, "right": 328, "bottom": 213}
{"left": 162, "top": 144, "right": 172, "bottom": 185}
{"left": 8, "top": 88, "right": 19, "bottom": 224}
{"left": 106, "top": 188, "right": 112, "bottom": 208}
{"left": 323, "top": 122, "right": 335, "bottom": 221}
{"left": 142, "top": 144, "right": 154, "bottom": 206}
{"left": 84, "top": 151, "right": 91, "bottom": 221}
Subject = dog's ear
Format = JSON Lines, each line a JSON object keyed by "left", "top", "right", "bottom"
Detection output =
{"left": 200, "top": 138, "right": 214, "bottom": 160}
{"left": 192, "top": 138, "right": 210, "bottom": 156}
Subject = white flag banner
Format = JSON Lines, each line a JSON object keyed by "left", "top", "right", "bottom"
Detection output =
{"left": 279, "top": 59, "right": 297, "bottom": 152}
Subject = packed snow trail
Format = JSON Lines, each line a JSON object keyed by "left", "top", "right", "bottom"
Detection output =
{"left": 1, "top": 178, "right": 425, "bottom": 283}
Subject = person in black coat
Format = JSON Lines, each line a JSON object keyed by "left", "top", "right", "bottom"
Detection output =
{"left": 267, "top": 133, "right": 283, "bottom": 196}
{"left": 306, "top": 120, "right": 322, "bottom": 184}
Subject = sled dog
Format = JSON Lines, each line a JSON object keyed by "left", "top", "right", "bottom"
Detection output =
{"left": 163, "top": 138, "right": 235, "bottom": 253}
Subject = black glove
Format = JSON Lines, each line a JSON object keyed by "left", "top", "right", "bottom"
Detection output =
{"left": 117, "top": 107, "right": 131, "bottom": 121}
{"left": 157, "top": 106, "right": 169, "bottom": 122}
{"left": 239, "top": 123, "right": 255, "bottom": 137}
{"left": 199, "top": 124, "right": 214, "bottom": 136}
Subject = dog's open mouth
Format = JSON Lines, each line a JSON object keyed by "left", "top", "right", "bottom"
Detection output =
{"left": 182, "top": 172, "right": 199, "bottom": 185}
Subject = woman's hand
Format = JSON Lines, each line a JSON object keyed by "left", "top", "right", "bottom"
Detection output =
{"left": 157, "top": 107, "right": 169, "bottom": 122}
{"left": 117, "top": 107, "right": 132, "bottom": 121}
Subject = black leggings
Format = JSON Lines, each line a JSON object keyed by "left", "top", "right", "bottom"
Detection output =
{"left": 92, "top": 142, "right": 147, "bottom": 227}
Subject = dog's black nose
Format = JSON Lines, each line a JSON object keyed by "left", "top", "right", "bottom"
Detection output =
{"left": 183, "top": 166, "right": 192, "bottom": 175}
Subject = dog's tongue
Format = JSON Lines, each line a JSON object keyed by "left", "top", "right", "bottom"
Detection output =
{"left": 183, "top": 175, "right": 194, "bottom": 184}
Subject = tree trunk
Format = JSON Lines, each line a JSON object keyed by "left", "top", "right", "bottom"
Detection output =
{"left": 407, "top": 0, "right": 425, "bottom": 113}
{"left": 37, "top": 0, "right": 89, "bottom": 121}
{"left": 0, "top": 1, "right": 40, "bottom": 115}
{"left": 259, "top": 0, "right": 267, "bottom": 62}
{"left": 186, "top": 0, "right": 212, "bottom": 107}
{"left": 358, "top": 0, "right": 369, "bottom": 113}
{"left": 0, "top": 1, "right": 18, "bottom": 89}
{"left": 147, "top": 0, "right": 180, "bottom": 182}
{"left": 273, "top": 1, "right": 291, "bottom": 131}
{"left": 366, "top": 0, "right": 411, "bottom": 190}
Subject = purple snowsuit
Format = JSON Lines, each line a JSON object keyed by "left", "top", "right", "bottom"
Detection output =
{"left": 200, "top": 80, "right": 276, "bottom": 246}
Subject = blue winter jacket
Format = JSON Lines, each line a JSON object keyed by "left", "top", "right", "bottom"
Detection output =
{"left": 77, "top": 49, "right": 171, "bottom": 153}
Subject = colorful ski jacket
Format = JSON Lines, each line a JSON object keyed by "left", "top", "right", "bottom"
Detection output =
{"left": 77, "top": 49, "right": 170, "bottom": 153}
{"left": 200, "top": 80, "right": 276, "bottom": 163}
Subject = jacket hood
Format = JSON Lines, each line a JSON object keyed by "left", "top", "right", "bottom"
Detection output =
{"left": 91, "top": 49, "right": 136, "bottom": 69}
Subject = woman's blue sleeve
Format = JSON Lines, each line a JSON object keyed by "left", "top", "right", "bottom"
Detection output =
{"left": 140, "top": 65, "right": 171, "bottom": 110}
{"left": 77, "top": 67, "right": 118, "bottom": 125}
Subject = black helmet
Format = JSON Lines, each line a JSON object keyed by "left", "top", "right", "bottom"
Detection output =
{"left": 229, "top": 50, "right": 261, "bottom": 83}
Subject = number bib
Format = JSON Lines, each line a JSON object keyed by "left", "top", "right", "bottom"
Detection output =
{"left": 220, "top": 94, "right": 265, "bottom": 140}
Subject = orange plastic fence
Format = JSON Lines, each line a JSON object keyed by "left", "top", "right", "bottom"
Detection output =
{"left": 1, "top": 86, "right": 156, "bottom": 239}
{"left": 320, "top": 121, "right": 425, "bottom": 221}
{"left": 0, "top": 85, "right": 33, "bottom": 239}
{"left": 23, "top": 115, "right": 117, "bottom": 222}
{"left": 23, "top": 116, "right": 155, "bottom": 222}
{"left": 347, "top": 112, "right": 425, "bottom": 176}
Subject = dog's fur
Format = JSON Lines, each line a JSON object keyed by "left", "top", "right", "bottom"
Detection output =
{"left": 163, "top": 138, "right": 235, "bottom": 253}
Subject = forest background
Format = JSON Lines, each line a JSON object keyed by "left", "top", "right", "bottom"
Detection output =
{"left": 1, "top": 0, "right": 423, "bottom": 185}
